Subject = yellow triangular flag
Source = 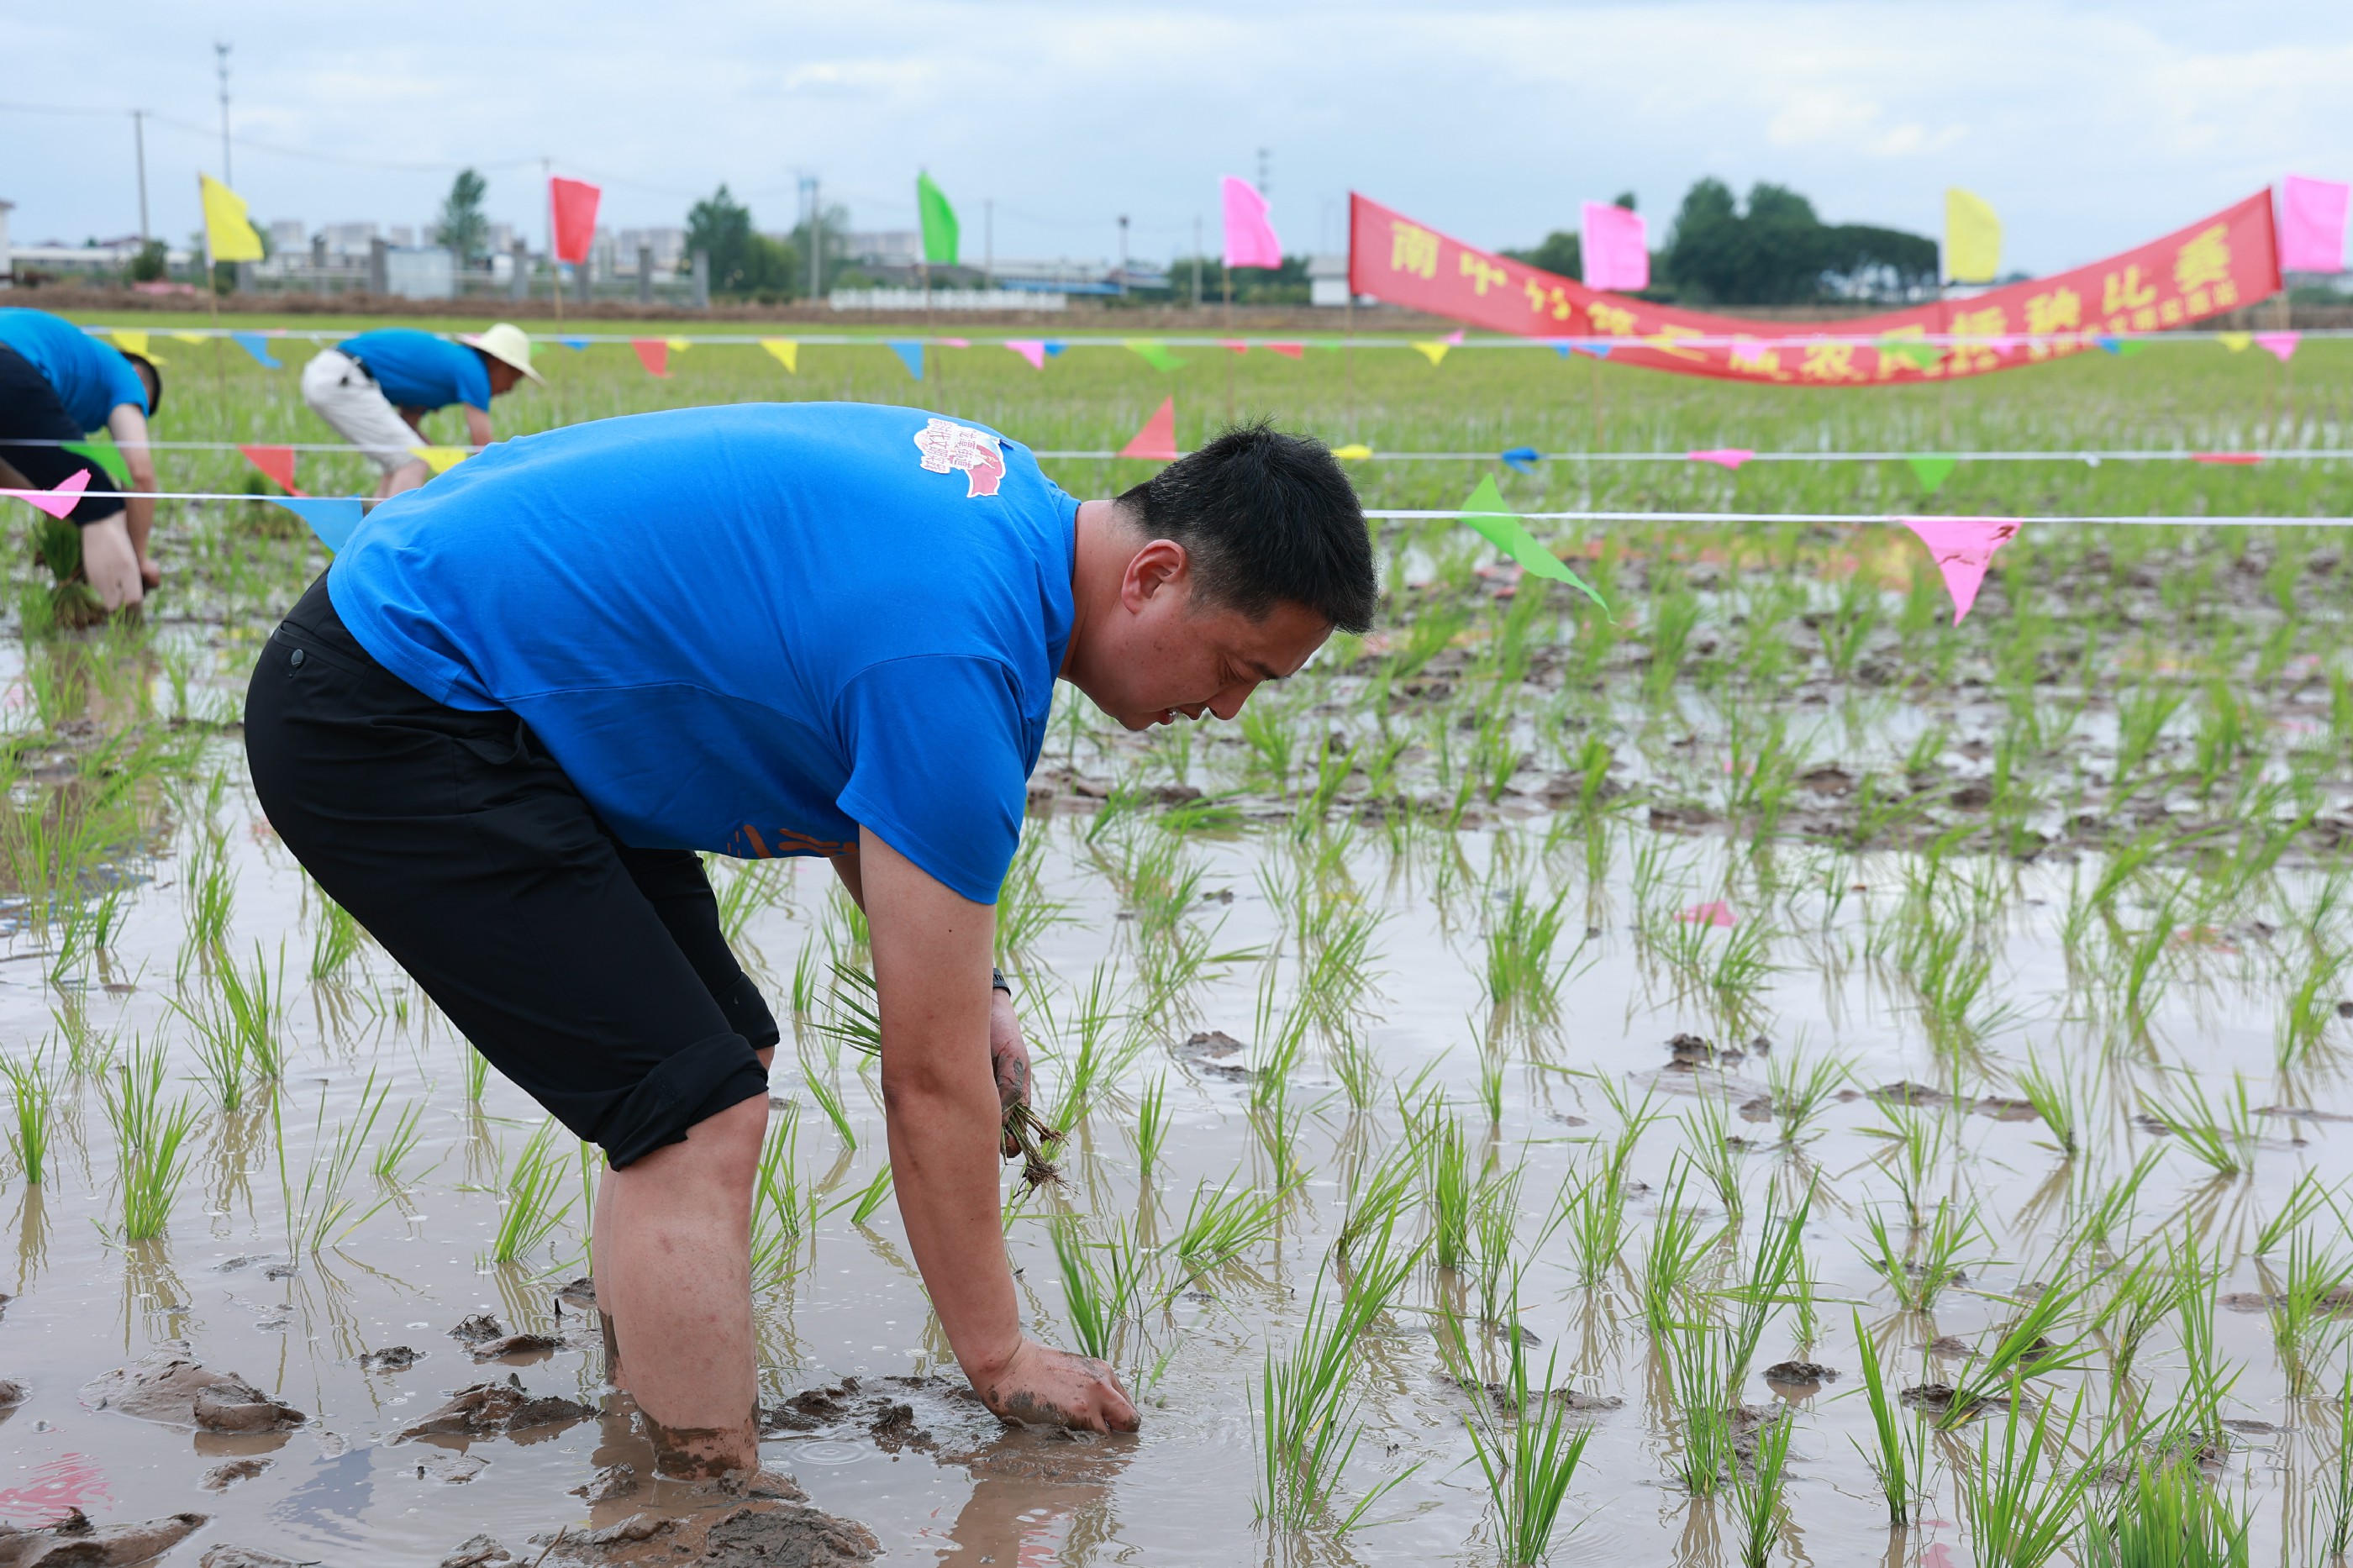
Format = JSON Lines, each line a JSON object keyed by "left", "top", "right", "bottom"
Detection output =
{"left": 408, "top": 446, "right": 469, "bottom": 475}
{"left": 2218, "top": 332, "right": 2252, "bottom": 353}
{"left": 761, "top": 339, "right": 799, "bottom": 374}
{"left": 1944, "top": 187, "right": 2000, "bottom": 284}
{"left": 111, "top": 329, "right": 151, "bottom": 357}
{"left": 1329, "top": 443, "right": 1373, "bottom": 460}
{"left": 666, "top": 337, "right": 692, "bottom": 352}
{"left": 1412, "top": 341, "right": 1451, "bottom": 367}
{"left": 199, "top": 174, "right": 265, "bottom": 263}
{"left": 171, "top": 331, "right": 208, "bottom": 345}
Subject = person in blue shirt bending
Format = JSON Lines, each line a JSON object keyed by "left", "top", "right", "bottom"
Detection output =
{"left": 0, "top": 308, "right": 163, "bottom": 612}
{"left": 298, "top": 322, "right": 541, "bottom": 501}
{"left": 245, "top": 404, "right": 1377, "bottom": 1483}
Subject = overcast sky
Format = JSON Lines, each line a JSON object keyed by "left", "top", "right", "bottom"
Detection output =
{"left": 4, "top": 1, "right": 2349, "bottom": 274}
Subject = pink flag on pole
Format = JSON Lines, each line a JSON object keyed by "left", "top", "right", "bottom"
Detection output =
{"left": 550, "top": 176, "right": 602, "bottom": 266}
{"left": 2256, "top": 331, "right": 2301, "bottom": 363}
{"left": 1222, "top": 176, "right": 1282, "bottom": 270}
{"left": 2281, "top": 176, "right": 2350, "bottom": 273}
{"left": 1688, "top": 448, "right": 1755, "bottom": 471}
{"left": 1004, "top": 339, "right": 1047, "bottom": 370}
{"left": 1118, "top": 397, "right": 1179, "bottom": 461}
{"left": 1582, "top": 202, "right": 1650, "bottom": 292}
{"left": 1898, "top": 516, "right": 2022, "bottom": 624}
{"left": 3, "top": 468, "right": 91, "bottom": 519}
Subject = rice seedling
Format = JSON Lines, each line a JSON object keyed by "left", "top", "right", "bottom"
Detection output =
{"left": 370, "top": 1095, "right": 429, "bottom": 1186}
{"left": 800, "top": 1055, "right": 855, "bottom": 1152}
{"left": 821, "top": 1161, "right": 895, "bottom": 1226}
{"left": 308, "top": 890, "right": 363, "bottom": 980}
{"left": 107, "top": 1051, "right": 199, "bottom": 1244}
{"left": 1134, "top": 1075, "right": 1170, "bottom": 1178}
{"left": 1940, "top": 1273, "right": 2099, "bottom": 1428}
{"left": 288, "top": 1073, "right": 393, "bottom": 1252}
{"left": 1330, "top": 1024, "right": 1382, "bottom": 1112}
{"left": 1682, "top": 1094, "right": 1745, "bottom": 1220}
{"left": 1339, "top": 1135, "right": 1422, "bottom": 1260}
{"left": 2317, "top": 1363, "right": 2353, "bottom": 1560}
{"left": 2269, "top": 1234, "right": 2352, "bottom": 1393}
{"left": 1471, "top": 1167, "right": 1524, "bottom": 1328}
{"left": 1850, "top": 1310, "right": 1926, "bottom": 1526}
{"left": 1858, "top": 1197, "right": 1984, "bottom": 1313}
{"left": 1661, "top": 1316, "right": 1735, "bottom": 1495}
{"left": 2141, "top": 1066, "right": 2257, "bottom": 1179}
{"left": 1, "top": 1048, "right": 57, "bottom": 1186}
{"left": 489, "top": 1121, "right": 577, "bottom": 1265}
{"left": 1727, "top": 1404, "right": 1794, "bottom": 1568}
{"left": 1956, "top": 1386, "right": 2099, "bottom": 1568}
{"left": 2083, "top": 1457, "right": 2251, "bottom": 1568}
{"left": 1424, "top": 1114, "right": 1474, "bottom": 1273}
{"left": 1166, "top": 1175, "right": 1287, "bottom": 1296}
{"left": 2013, "top": 1046, "right": 2085, "bottom": 1158}
{"left": 2255, "top": 1170, "right": 2334, "bottom": 1255}
{"left": 1053, "top": 1218, "right": 1145, "bottom": 1362}
{"left": 747, "top": 1102, "right": 807, "bottom": 1286}
{"left": 711, "top": 855, "right": 789, "bottom": 944}
{"left": 1642, "top": 1165, "right": 1720, "bottom": 1339}
{"left": 1254, "top": 1217, "right": 1421, "bottom": 1534}
{"left": 1048, "top": 963, "right": 1137, "bottom": 1128}
{"left": 1721, "top": 1187, "right": 1810, "bottom": 1390}
{"left": 1457, "top": 1295, "right": 1595, "bottom": 1566}
{"left": 1763, "top": 1049, "right": 1845, "bottom": 1143}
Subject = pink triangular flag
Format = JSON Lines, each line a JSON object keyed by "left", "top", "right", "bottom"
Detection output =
{"left": 1221, "top": 176, "right": 1282, "bottom": 269}
{"left": 1220, "top": 339, "right": 1250, "bottom": 355}
{"left": 1442, "top": 329, "right": 1465, "bottom": 346}
{"left": 1729, "top": 339, "right": 1772, "bottom": 366}
{"left": 1118, "top": 397, "right": 1179, "bottom": 461}
{"left": 2256, "top": 332, "right": 2300, "bottom": 363}
{"left": 2281, "top": 176, "right": 2350, "bottom": 273}
{"left": 1898, "top": 516, "right": 2022, "bottom": 624}
{"left": 1677, "top": 900, "right": 1737, "bottom": 928}
{"left": 1266, "top": 342, "right": 1305, "bottom": 360}
{"left": 1004, "top": 340, "right": 1047, "bottom": 370}
{"left": 238, "top": 444, "right": 306, "bottom": 497}
{"left": 1922, "top": 1547, "right": 1957, "bottom": 1568}
{"left": 939, "top": 337, "right": 971, "bottom": 349}
{"left": 1689, "top": 448, "right": 1755, "bottom": 471}
{"left": 3, "top": 468, "right": 91, "bottom": 520}
{"left": 1582, "top": 202, "right": 1650, "bottom": 292}
{"left": 630, "top": 339, "right": 671, "bottom": 378}
{"left": 2192, "top": 452, "right": 2262, "bottom": 466}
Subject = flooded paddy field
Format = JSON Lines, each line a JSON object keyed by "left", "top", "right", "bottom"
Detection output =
{"left": 2, "top": 324, "right": 2352, "bottom": 1565}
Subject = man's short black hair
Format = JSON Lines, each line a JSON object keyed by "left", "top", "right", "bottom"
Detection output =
{"left": 123, "top": 352, "right": 162, "bottom": 417}
{"left": 1115, "top": 420, "right": 1377, "bottom": 634}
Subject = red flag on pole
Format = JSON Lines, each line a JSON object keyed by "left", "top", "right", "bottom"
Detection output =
{"left": 238, "top": 444, "right": 305, "bottom": 497}
{"left": 1118, "top": 397, "right": 1179, "bottom": 461}
{"left": 630, "top": 339, "right": 671, "bottom": 379}
{"left": 550, "top": 177, "right": 602, "bottom": 266}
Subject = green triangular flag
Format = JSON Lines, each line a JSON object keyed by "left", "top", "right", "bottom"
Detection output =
{"left": 916, "top": 171, "right": 959, "bottom": 267}
{"left": 61, "top": 439, "right": 131, "bottom": 486}
{"left": 1123, "top": 339, "right": 1187, "bottom": 372}
{"left": 1875, "top": 337, "right": 1946, "bottom": 371}
{"left": 2115, "top": 339, "right": 2151, "bottom": 357}
{"left": 1906, "top": 455, "right": 1957, "bottom": 496}
{"left": 1456, "top": 474, "right": 1608, "bottom": 614}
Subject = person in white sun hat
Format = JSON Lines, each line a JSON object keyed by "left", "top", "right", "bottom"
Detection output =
{"left": 299, "top": 322, "right": 545, "bottom": 502}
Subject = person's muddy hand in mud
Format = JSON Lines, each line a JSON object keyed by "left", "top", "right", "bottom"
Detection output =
{"left": 973, "top": 1337, "right": 1141, "bottom": 1434}
{"left": 987, "top": 973, "right": 1032, "bottom": 1158}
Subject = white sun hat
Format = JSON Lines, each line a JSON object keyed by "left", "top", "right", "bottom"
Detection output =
{"left": 461, "top": 322, "right": 546, "bottom": 386}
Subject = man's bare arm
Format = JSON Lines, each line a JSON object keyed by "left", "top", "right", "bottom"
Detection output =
{"left": 106, "top": 405, "right": 156, "bottom": 568}
{"left": 463, "top": 406, "right": 494, "bottom": 450}
{"left": 859, "top": 826, "right": 1135, "bottom": 1433}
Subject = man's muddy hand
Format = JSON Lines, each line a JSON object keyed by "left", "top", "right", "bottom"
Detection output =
{"left": 973, "top": 1337, "right": 1140, "bottom": 1434}
{"left": 988, "top": 990, "right": 1034, "bottom": 1159}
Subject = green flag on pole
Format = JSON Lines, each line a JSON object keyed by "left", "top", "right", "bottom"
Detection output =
{"left": 917, "top": 172, "right": 959, "bottom": 267}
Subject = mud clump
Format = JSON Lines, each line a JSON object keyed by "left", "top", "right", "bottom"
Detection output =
{"left": 198, "top": 1457, "right": 272, "bottom": 1492}
{"left": 467, "top": 1333, "right": 562, "bottom": 1362}
{"left": 530, "top": 1497, "right": 877, "bottom": 1567}
{"left": 447, "top": 1313, "right": 503, "bottom": 1344}
{"left": 395, "top": 1375, "right": 593, "bottom": 1440}
{"left": 359, "top": 1345, "right": 422, "bottom": 1372}
{"left": 439, "top": 1537, "right": 513, "bottom": 1568}
{"left": 200, "top": 1550, "right": 302, "bottom": 1568}
{"left": 0, "top": 1508, "right": 207, "bottom": 1566}
{"left": 82, "top": 1355, "right": 305, "bottom": 1434}
{"left": 1761, "top": 1361, "right": 1840, "bottom": 1389}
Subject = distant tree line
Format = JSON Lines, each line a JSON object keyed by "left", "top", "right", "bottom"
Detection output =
{"left": 1508, "top": 178, "right": 1938, "bottom": 306}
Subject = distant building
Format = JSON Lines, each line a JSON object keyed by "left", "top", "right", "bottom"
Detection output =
{"left": 267, "top": 219, "right": 305, "bottom": 255}
{"left": 486, "top": 221, "right": 517, "bottom": 255}
{"left": 1308, "top": 254, "right": 1351, "bottom": 307}
{"left": 614, "top": 226, "right": 687, "bottom": 276}
{"left": 321, "top": 222, "right": 378, "bottom": 256}
{"left": 387, "top": 224, "right": 415, "bottom": 248}
{"left": 847, "top": 229, "right": 920, "bottom": 266}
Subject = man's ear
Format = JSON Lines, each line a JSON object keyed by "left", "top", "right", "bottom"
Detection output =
{"left": 1119, "top": 538, "right": 1190, "bottom": 614}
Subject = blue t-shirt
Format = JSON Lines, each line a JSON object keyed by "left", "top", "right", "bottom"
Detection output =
{"left": 0, "top": 309, "right": 150, "bottom": 431}
{"left": 329, "top": 403, "right": 1077, "bottom": 904}
{"left": 337, "top": 329, "right": 492, "bottom": 413}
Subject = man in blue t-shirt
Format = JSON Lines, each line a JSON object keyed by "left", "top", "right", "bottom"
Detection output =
{"left": 0, "top": 308, "right": 164, "bottom": 612}
{"left": 297, "top": 322, "right": 540, "bottom": 500}
{"left": 244, "top": 403, "right": 1377, "bottom": 1481}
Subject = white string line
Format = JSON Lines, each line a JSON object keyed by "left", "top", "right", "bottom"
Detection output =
{"left": 71, "top": 324, "right": 2353, "bottom": 350}
{"left": 14, "top": 487, "right": 2350, "bottom": 529}
{"left": 10, "top": 436, "right": 2346, "bottom": 464}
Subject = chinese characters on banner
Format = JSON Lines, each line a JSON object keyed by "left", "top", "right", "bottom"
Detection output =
{"left": 1347, "top": 191, "right": 2281, "bottom": 386}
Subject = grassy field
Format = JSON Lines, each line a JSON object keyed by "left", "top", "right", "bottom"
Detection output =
{"left": 4, "top": 315, "right": 2353, "bottom": 1564}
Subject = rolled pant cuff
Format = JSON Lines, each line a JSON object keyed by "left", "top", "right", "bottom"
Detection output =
{"left": 597, "top": 1030, "right": 770, "bottom": 1169}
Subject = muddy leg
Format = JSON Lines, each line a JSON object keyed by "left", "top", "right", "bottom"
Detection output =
{"left": 600, "top": 1092, "right": 765, "bottom": 1480}
{"left": 593, "top": 1165, "right": 625, "bottom": 1390}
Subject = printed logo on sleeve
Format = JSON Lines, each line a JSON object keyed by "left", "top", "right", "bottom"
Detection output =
{"left": 913, "top": 418, "right": 1007, "bottom": 498}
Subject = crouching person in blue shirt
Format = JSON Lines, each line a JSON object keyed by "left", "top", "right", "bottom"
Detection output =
{"left": 299, "top": 323, "right": 540, "bottom": 501}
{"left": 0, "top": 308, "right": 162, "bottom": 612}
{"left": 244, "top": 404, "right": 1377, "bottom": 1481}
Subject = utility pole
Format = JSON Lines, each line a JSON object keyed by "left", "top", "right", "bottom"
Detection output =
{"left": 805, "top": 176, "right": 822, "bottom": 301}
{"left": 132, "top": 110, "right": 150, "bottom": 241}
{"left": 983, "top": 198, "right": 992, "bottom": 289}
{"left": 1256, "top": 146, "right": 1269, "bottom": 197}
{"left": 214, "top": 44, "right": 232, "bottom": 183}
{"left": 1192, "top": 215, "right": 1202, "bottom": 308}
{"left": 1117, "top": 214, "right": 1129, "bottom": 296}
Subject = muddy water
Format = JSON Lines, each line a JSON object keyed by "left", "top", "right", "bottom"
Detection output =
{"left": 0, "top": 718, "right": 2340, "bottom": 1566}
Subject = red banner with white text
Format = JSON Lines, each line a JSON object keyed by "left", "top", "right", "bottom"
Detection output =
{"left": 1349, "top": 190, "right": 2281, "bottom": 384}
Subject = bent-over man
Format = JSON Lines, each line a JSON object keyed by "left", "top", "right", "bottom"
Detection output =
{"left": 0, "top": 307, "right": 162, "bottom": 611}
{"left": 299, "top": 323, "right": 540, "bottom": 501}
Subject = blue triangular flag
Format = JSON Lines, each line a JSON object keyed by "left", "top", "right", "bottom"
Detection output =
{"left": 2095, "top": 336, "right": 2122, "bottom": 355}
{"left": 271, "top": 497, "right": 366, "bottom": 553}
{"left": 1549, "top": 340, "right": 1575, "bottom": 358}
{"left": 887, "top": 340, "right": 926, "bottom": 380}
{"left": 230, "top": 332, "right": 282, "bottom": 368}
{"left": 1501, "top": 446, "right": 1540, "bottom": 474}
{"left": 1043, "top": 342, "right": 1066, "bottom": 358}
{"left": 561, "top": 336, "right": 591, "bottom": 350}
{"left": 1577, "top": 342, "right": 1613, "bottom": 360}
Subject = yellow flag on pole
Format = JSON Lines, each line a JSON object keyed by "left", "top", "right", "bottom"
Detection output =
{"left": 761, "top": 339, "right": 799, "bottom": 374}
{"left": 199, "top": 174, "right": 265, "bottom": 263}
{"left": 1944, "top": 187, "right": 2000, "bottom": 284}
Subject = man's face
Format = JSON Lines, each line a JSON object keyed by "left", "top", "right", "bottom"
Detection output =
{"left": 1085, "top": 538, "right": 1334, "bottom": 731}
